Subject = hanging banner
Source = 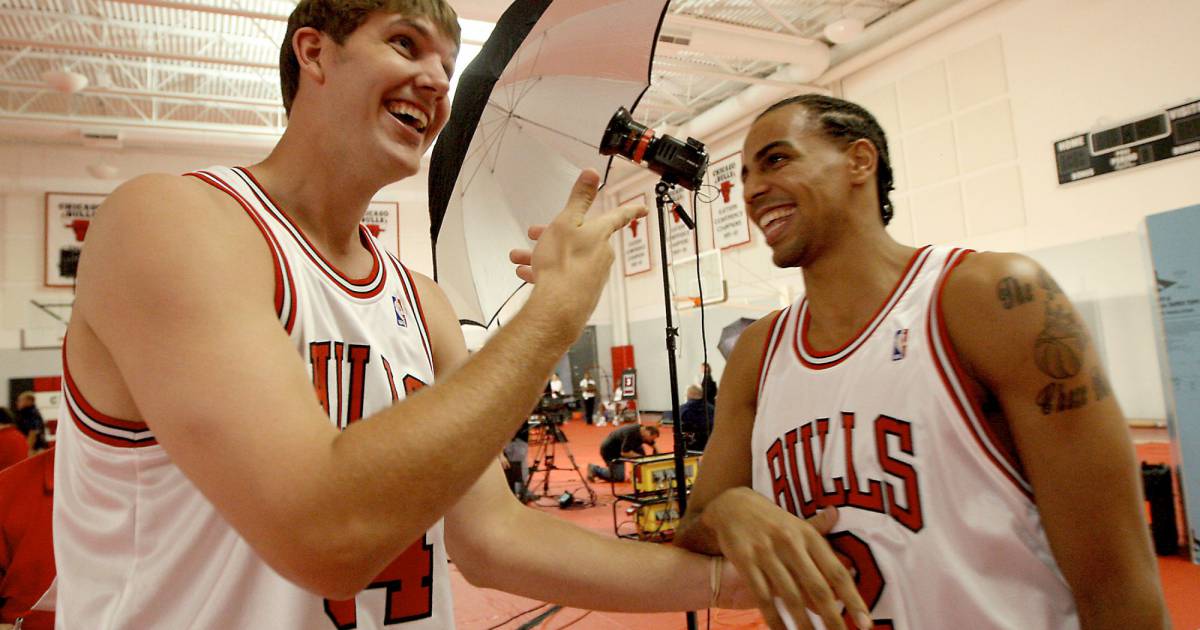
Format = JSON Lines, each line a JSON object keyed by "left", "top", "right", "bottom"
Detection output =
{"left": 708, "top": 152, "right": 751, "bottom": 250}
{"left": 363, "top": 200, "right": 401, "bottom": 258}
{"left": 621, "top": 193, "right": 651, "bottom": 276}
{"left": 45, "top": 192, "right": 106, "bottom": 288}
{"left": 666, "top": 191, "right": 698, "bottom": 264}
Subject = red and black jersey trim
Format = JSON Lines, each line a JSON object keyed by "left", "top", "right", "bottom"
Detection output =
{"left": 61, "top": 341, "right": 157, "bottom": 448}
{"left": 186, "top": 169, "right": 298, "bottom": 334}
{"left": 388, "top": 253, "right": 435, "bottom": 373}
{"left": 927, "top": 248, "right": 1033, "bottom": 500}
{"left": 755, "top": 308, "right": 789, "bottom": 405}
{"left": 231, "top": 167, "right": 387, "bottom": 300}
{"left": 794, "top": 246, "right": 933, "bottom": 370}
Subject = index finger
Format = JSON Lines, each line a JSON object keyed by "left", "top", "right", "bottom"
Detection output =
{"left": 559, "top": 169, "right": 601, "bottom": 226}
{"left": 594, "top": 201, "right": 648, "bottom": 236}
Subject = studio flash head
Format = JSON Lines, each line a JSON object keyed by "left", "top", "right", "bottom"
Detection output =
{"left": 600, "top": 107, "right": 709, "bottom": 191}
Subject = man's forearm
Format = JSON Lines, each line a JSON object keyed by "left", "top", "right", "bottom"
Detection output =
{"left": 304, "top": 292, "right": 586, "bottom": 583}
{"left": 457, "top": 505, "right": 715, "bottom": 612}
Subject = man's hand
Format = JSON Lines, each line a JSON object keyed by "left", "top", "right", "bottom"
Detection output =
{"left": 508, "top": 169, "right": 646, "bottom": 329}
{"left": 701, "top": 488, "right": 871, "bottom": 630}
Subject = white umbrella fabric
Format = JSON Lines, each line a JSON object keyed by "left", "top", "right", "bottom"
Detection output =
{"left": 429, "top": 0, "right": 670, "bottom": 327}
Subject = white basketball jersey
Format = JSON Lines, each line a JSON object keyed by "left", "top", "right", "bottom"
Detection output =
{"left": 54, "top": 166, "right": 454, "bottom": 629}
{"left": 751, "top": 246, "right": 1079, "bottom": 630}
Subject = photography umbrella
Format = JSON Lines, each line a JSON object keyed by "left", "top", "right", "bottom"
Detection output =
{"left": 428, "top": 0, "right": 670, "bottom": 327}
{"left": 718, "top": 317, "right": 758, "bottom": 359}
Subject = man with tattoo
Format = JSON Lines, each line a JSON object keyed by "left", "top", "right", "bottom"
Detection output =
{"left": 675, "top": 94, "right": 1166, "bottom": 630}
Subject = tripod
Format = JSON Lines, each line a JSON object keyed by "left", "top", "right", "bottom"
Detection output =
{"left": 526, "top": 418, "right": 597, "bottom": 507}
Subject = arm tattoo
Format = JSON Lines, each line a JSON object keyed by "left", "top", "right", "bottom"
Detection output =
{"left": 1034, "top": 303, "right": 1087, "bottom": 379}
{"left": 997, "top": 277, "right": 1034, "bottom": 309}
{"left": 1036, "top": 382, "right": 1089, "bottom": 415}
{"left": 1038, "top": 268, "right": 1063, "bottom": 299}
{"left": 1091, "top": 367, "right": 1112, "bottom": 401}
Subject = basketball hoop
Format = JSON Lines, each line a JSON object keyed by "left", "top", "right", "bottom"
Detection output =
{"left": 672, "top": 295, "right": 702, "bottom": 309}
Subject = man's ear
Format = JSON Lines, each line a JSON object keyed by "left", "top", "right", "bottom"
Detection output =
{"left": 845, "top": 138, "right": 879, "bottom": 186}
{"left": 293, "top": 26, "right": 328, "bottom": 87}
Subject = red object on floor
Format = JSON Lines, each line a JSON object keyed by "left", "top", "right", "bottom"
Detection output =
{"left": 610, "top": 345, "right": 635, "bottom": 398}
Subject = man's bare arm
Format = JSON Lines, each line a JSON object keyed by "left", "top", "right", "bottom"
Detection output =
{"left": 73, "top": 170, "right": 643, "bottom": 598}
{"left": 673, "top": 314, "right": 869, "bottom": 630}
{"left": 446, "top": 460, "right": 755, "bottom": 612}
{"left": 943, "top": 253, "right": 1166, "bottom": 629}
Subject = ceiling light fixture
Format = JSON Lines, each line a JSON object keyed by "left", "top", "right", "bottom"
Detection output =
{"left": 824, "top": 17, "right": 865, "bottom": 44}
{"left": 87, "top": 163, "right": 119, "bottom": 179}
{"left": 42, "top": 70, "right": 89, "bottom": 94}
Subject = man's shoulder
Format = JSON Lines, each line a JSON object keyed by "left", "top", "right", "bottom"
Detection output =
{"left": 940, "top": 251, "right": 1050, "bottom": 323}
{"left": 88, "top": 173, "right": 252, "bottom": 250}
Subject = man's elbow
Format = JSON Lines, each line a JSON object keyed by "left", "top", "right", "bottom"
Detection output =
{"left": 446, "top": 531, "right": 508, "bottom": 591}
{"left": 261, "top": 516, "right": 392, "bottom": 599}
{"left": 272, "top": 537, "right": 379, "bottom": 599}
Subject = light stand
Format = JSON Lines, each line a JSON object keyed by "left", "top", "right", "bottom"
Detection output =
{"left": 653, "top": 180, "right": 699, "bottom": 630}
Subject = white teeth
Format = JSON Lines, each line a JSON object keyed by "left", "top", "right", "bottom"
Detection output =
{"left": 386, "top": 101, "right": 428, "bottom": 132}
{"left": 759, "top": 207, "right": 793, "bottom": 230}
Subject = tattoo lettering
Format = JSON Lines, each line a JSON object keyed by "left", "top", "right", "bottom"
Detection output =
{"left": 1038, "top": 269, "right": 1063, "bottom": 299}
{"left": 1092, "top": 367, "right": 1112, "bottom": 401}
{"left": 997, "top": 277, "right": 1035, "bottom": 309}
{"left": 1036, "top": 383, "right": 1089, "bottom": 415}
{"left": 1034, "top": 304, "right": 1087, "bottom": 379}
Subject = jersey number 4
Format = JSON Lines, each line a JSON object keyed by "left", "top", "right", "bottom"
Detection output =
{"left": 829, "top": 531, "right": 895, "bottom": 630}
{"left": 323, "top": 535, "right": 435, "bottom": 629}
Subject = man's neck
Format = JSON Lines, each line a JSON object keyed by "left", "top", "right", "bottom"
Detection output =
{"left": 250, "top": 130, "right": 396, "bottom": 258}
{"left": 800, "top": 228, "right": 915, "bottom": 347}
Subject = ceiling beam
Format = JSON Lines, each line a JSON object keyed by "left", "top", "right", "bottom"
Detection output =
{"left": 653, "top": 60, "right": 816, "bottom": 89}
{"left": 0, "top": 79, "right": 282, "bottom": 110}
{"left": 0, "top": 38, "right": 277, "bottom": 70}
{"left": 749, "top": 0, "right": 806, "bottom": 36}
{"left": 666, "top": 13, "right": 818, "bottom": 46}
{"left": 104, "top": 0, "right": 287, "bottom": 22}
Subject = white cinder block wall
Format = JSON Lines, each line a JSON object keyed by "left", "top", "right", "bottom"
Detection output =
{"left": 604, "top": 0, "right": 1200, "bottom": 418}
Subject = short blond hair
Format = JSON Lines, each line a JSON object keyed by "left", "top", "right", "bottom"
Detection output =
{"left": 280, "top": 0, "right": 461, "bottom": 115}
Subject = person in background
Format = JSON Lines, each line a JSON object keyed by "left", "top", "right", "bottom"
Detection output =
{"left": 0, "top": 448, "right": 55, "bottom": 630}
{"left": 678, "top": 385, "right": 714, "bottom": 452}
{"left": 13, "top": 392, "right": 46, "bottom": 453}
{"left": 587, "top": 423, "right": 659, "bottom": 483}
{"left": 0, "top": 410, "right": 27, "bottom": 471}
{"left": 546, "top": 372, "right": 564, "bottom": 398}
{"left": 578, "top": 370, "right": 597, "bottom": 424}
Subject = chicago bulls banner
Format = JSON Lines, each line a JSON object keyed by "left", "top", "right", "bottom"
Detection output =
{"left": 363, "top": 200, "right": 401, "bottom": 258}
{"left": 45, "top": 192, "right": 105, "bottom": 288}
{"left": 620, "top": 193, "right": 651, "bottom": 277}
{"left": 707, "top": 152, "right": 751, "bottom": 250}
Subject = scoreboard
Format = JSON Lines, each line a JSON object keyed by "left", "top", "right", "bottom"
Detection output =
{"left": 1055, "top": 98, "right": 1200, "bottom": 185}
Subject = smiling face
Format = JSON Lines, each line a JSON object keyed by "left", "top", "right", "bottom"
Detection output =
{"left": 742, "top": 104, "right": 857, "bottom": 269}
{"left": 320, "top": 11, "right": 456, "bottom": 178}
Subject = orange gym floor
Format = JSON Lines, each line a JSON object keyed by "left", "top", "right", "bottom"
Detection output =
{"left": 450, "top": 419, "right": 1200, "bottom": 629}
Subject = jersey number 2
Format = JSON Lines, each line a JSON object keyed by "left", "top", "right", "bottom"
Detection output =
{"left": 829, "top": 531, "right": 894, "bottom": 630}
{"left": 323, "top": 535, "right": 434, "bottom": 628}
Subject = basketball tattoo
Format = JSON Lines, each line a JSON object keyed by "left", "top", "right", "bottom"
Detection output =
{"left": 1034, "top": 303, "right": 1086, "bottom": 379}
